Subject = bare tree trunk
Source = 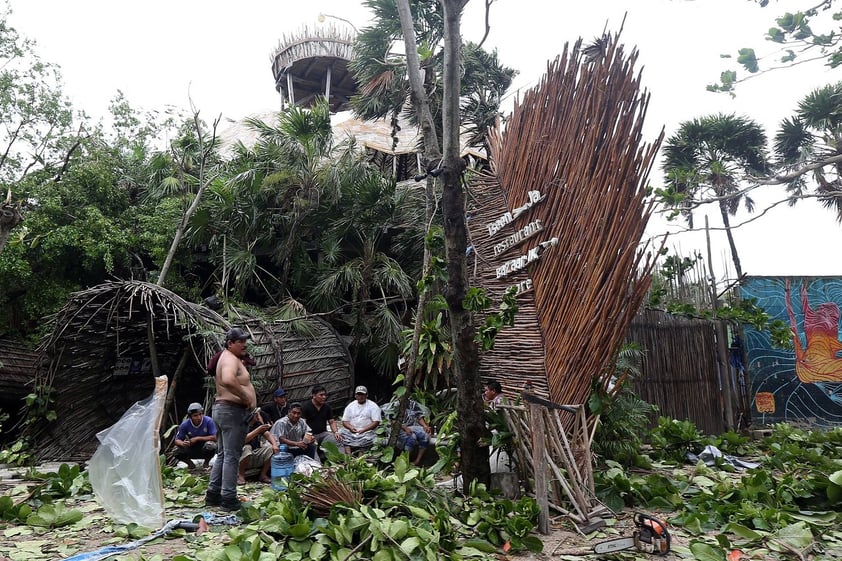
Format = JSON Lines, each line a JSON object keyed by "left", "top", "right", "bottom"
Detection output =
{"left": 442, "top": 0, "right": 490, "bottom": 491}
{"left": 157, "top": 112, "right": 219, "bottom": 287}
{"left": 389, "top": 0, "right": 444, "bottom": 447}
{"left": 718, "top": 201, "right": 743, "bottom": 281}
{"left": 706, "top": 216, "right": 735, "bottom": 431}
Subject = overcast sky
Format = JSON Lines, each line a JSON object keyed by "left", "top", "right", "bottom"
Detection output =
{"left": 8, "top": 0, "right": 842, "bottom": 278}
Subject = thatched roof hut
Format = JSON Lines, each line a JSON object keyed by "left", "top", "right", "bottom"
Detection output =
{"left": 239, "top": 316, "right": 354, "bottom": 408}
{"left": 0, "top": 338, "right": 37, "bottom": 444}
{"left": 26, "top": 281, "right": 353, "bottom": 462}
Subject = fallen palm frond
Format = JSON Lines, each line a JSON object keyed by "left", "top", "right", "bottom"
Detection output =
{"left": 298, "top": 476, "right": 364, "bottom": 517}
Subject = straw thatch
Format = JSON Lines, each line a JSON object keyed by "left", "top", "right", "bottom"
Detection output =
{"left": 26, "top": 281, "right": 353, "bottom": 462}
{"left": 0, "top": 338, "right": 37, "bottom": 443}
{"left": 237, "top": 316, "right": 354, "bottom": 409}
{"left": 471, "top": 31, "right": 663, "bottom": 408}
{"left": 271, "top": 24, "right": 357, "bottom": 112}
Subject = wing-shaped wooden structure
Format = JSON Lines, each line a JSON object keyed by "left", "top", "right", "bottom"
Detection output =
{"left": 471, "top": 32, "right": 663, "bottom": 407}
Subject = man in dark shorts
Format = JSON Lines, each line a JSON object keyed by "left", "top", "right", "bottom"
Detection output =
{"left": 300, "top": 384, "right": 343, "bottom": 453}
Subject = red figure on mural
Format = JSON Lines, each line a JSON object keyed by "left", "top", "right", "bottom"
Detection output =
{"left": 785, "top": 279, "right": 842, "bottom": 383}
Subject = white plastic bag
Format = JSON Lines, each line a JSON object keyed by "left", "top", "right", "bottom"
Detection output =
{"left": 294, "top": 454, "right": 322, "bottom": 476}
{"left": 88, "top": 375, "right": 168, "bottom": 528}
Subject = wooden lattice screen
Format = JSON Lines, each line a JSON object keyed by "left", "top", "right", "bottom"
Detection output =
{"left": 626, "top": 309, "right": 744, "bottom": 435}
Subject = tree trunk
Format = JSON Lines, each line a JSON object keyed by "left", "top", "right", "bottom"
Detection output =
{"left": 157, "top": 113, "right": 217, "bottom": 288}
{"left": 442, "top": 0, "right": 490, "bottom": 492}
{"left": 718, "top": 201, "right": 743, "bottom": 280}
{"left": 0, "top": 200, "right": 23, "bottom": 256}
{"left": 706, "top": 216, "right": 735, "bottom": 431}
{"left": 389, "top": 0, "right": 444, "bottom": 447}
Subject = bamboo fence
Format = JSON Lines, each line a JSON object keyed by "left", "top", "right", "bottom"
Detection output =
{"left": 627, "top": 309, "right": 732, "bottom": 435}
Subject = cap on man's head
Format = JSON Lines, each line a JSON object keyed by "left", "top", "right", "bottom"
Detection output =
{"left": 225, "top": 327, "right": 251, "bottom": 342}
{"left": 187, "top": 402, "right": 203, "bottom": 414}
{"left": 354, "top": 385, "right": 368, "bottom": 395}
{"left": 273, "top": 388, "right": 286, "bottom": 397}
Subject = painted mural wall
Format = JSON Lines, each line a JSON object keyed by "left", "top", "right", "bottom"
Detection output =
{"left": 742, "top": 276, "right": 842, "bottom": 428}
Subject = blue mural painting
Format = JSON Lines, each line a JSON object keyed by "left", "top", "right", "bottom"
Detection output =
{"left": 741, "top": 276, "right": 842, "bottom": 428}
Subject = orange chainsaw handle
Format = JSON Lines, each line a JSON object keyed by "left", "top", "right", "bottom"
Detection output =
{"left": 634, "top": 512, "right": 671, "bottom": 555}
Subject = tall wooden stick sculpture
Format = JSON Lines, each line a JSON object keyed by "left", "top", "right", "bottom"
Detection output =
{"left": 469, "top": 30, "right": 663, "bottom": 526}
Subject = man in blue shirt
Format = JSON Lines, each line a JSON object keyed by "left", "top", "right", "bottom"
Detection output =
{"left": 173, "top": 403, "right": 217, "bottom": 469}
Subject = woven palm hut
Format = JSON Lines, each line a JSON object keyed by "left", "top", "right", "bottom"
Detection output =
{"left": 26, "top": 281, "right": 353, "bottom": 462}
{"left": 0, "top": 338, "right": 37, "bottom": 445}
{"left": 471, "top": 31, "right": 663, "bottom": 408}
{"left": 237, "top": 315, "right": 354, "bottom": 409}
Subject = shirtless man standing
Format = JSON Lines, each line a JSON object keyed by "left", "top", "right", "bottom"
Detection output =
{"left": 205, "top": 327, "right": 257, "bottom": 511}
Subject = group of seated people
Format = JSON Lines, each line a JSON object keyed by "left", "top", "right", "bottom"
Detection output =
{"left": 172, "top": 383, "right": 436, "bottom": 481}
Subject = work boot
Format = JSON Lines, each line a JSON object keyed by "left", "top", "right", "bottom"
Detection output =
{"left": 204, "top": 491, "right": 221, "bottom": 507}
{"left": 219, "top": 498, "right": 242, "bottom": 512}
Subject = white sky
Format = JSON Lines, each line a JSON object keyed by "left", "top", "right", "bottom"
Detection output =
{"left": 8, "top": 0, "right": 842, "bottom": 279}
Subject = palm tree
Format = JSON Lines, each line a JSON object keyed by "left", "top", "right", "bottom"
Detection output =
{"left": 662, "top": 114, "right": 768, "bottom": 280}
{"left": 307, "top": 166, "right": 422, "bottom": 373}
{"left": 350, "top": 0, "right": 515, "bottom": 155}
{"left": 192, "top": 99, "right": 343, "bottom": 303}
{"left": 774, "top": 81, "right": 842, "bottom": 221}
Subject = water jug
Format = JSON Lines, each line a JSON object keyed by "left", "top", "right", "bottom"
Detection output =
{"left": 271, "top": 445, "right": 294, "bottom": 491}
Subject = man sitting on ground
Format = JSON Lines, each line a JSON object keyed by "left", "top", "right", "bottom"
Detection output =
{"left": 259, "top": 387, "right": 289, "bottom": 424}
{"left": 238, "top": 411, "right": 279, "bottom": 484}
{"left": 301, "top": 384, "right": 343, "bottom": 454}
{"left": 271, "top": 402, "right": 318, "bottom": 460}
{"left": 397, "top": 399, "right": 433, "bottom": 466}
{"left": 339, "top": 386, "right": 381, "bottom": 454}
{"left": 173, "top": 402, "right": 217, "bottom": 469}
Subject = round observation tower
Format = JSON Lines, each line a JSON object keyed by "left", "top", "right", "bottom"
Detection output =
{"left": 270, "top": 23, "right": 357, "bottom": 113}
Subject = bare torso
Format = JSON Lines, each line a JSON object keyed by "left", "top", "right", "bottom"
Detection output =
{"left": 215, "top": 349, "right": 257, "bottom": 408}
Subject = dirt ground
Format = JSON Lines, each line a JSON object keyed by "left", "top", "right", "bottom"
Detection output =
{"left": 0, "top": 467, "right": 682, "bottom": 561}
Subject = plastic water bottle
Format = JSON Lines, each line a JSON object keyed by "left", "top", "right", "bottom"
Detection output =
{"left": 271, "top": 445, "right": 294, "bottom": 491}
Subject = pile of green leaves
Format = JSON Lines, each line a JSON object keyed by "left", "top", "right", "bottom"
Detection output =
{"left": 0, "top": 463, "right": 89, "bottom": 529}
{"left": 195, "top": 454, "right": 541, "bottom": 561}
{"left": 594, "top": 420, "right": 842, "bottom": 559}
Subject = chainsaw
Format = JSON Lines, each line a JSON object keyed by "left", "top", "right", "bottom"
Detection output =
{"left": 593, "top": 512, "right": 671, "bottom": 556}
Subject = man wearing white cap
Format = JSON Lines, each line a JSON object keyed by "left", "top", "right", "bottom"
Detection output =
{"left": 339, "top": 386, "right": 381, "bottom": 454}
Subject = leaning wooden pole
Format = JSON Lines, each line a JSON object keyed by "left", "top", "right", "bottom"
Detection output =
{"left": 529, "top": 399, "right": 550, "bottom": 534}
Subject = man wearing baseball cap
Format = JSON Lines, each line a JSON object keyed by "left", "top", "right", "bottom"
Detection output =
{"left": 339, "top": 386, "right": 381, "bottom": 454}
{"left": 259, "top": 387, "right": 289, "bottom": 424}
{"left": 206, "top": 326, "right": 257, "bottom": 512}
{"left": 172, "top": 402, "right": 217, "bottom": 469}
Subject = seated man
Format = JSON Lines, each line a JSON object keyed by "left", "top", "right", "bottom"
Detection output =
{"left": 173, "top": 402, "right": 217, "bottom": 469}
{"left": 339, "top": 386, "right": 381, "bottom": 454}
{"left": 396, "top": 399, "right": 433, "bottom": 467}
{"left": 260, "top": 387, "right": 289, "bottom": 424}
{"left": 301, "top": 384, "right": 344, "bottom": 455}
{"left": 271, "top": 402, "right": 318, "bottom": 460}
{"left": 483, "top": 380, "right": 507, "bottom": 410}
{"left": 238, "top": 411, "right": 279, "bottom": 484}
